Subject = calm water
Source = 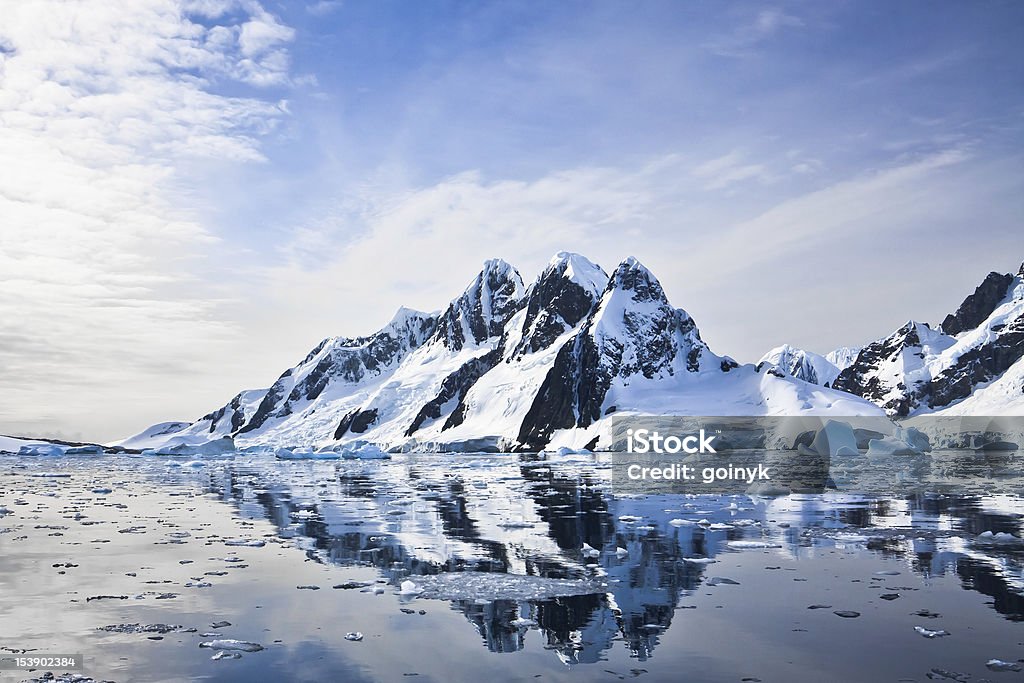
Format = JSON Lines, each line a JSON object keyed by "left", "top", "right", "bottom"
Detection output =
{"left": 1, "top": 451, "right": 1023, "bottom": 682}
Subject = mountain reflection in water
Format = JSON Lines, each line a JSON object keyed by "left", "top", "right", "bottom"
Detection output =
{"left": 188, "top": 450, "right": 1024, "bottom": 663}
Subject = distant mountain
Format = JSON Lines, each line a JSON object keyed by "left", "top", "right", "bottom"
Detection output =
{"left": 832, "top": 263, "right": 1024, "bottom": 416}
{"left": 121, "top": 252, "right": 884, "bottom": 451}
{"left": 757, "top": 345, "right": 841, "bottom": 386}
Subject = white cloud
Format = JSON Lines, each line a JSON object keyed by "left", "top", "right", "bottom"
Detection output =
{"left": 306, "top": 1, "right": 342, "bottom": 17}
{"left": 691, "top": 150, "right": 771, "bottom": 190}
{"left": 0, "top": 0, "right": 293, "bottom": 440}
{"left": 706, "top": 7, "right": 804, "bottom": 58}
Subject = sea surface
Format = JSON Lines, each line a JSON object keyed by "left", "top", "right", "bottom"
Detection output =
{"left": 1, "top": 450, "right": 1023, "bottom": 683}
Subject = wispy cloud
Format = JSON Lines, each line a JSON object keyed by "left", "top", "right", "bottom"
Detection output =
{"left": 0, "top": 0, "right": 294, "bottom": 439}
{"left": 705, "top": 7, "right": 804, "bottom": 58}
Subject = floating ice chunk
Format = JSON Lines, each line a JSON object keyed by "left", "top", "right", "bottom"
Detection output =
{"left": 681, "top": 557, "right": 716, "bottom": 565}
{"left": 341, "top": 444, "right": 391, "bottom": 460}
{"left": 809, "top": 420, "right": 860, "bottom": 456}
{"left": 727, "top": 540, "right": 782, "bottom": 549}
{"left": 706, "top": 577, "right": 740, "bottom": 586}
{"left": 65, "top": 444, "right": 104, "bottom": 455}
{"left": 986, "top": 659, "right": 1022, "bottom": 672}
{"left": 405, "top": 571, "right": 605, "bottom": 602}
{"left": 183, "top": 460, "right": 206, "bottom": 468}
{"left": 976, "top": 531, "right": 1021, "bottom": 544}
{"left": 511, "top": 617, "right": 536, "bottom": 628}
{"left": 615, "top": 547, "right": 629, "bottom": 558}
{"left": 400, "top": 580, "right": 420, "bottom": 595}
{"left": 866, "top": 437, "right": 921, "bottom": 457}
{"left": 276, "top": 448, "right": 340, "bottom": 460}
{"left": 153, "top": 436, "right": 235, "bottom": 456}
{"left": 669, "top": 518, "right": 695, "bottom": 526}
{"left": 581, "top": 543, "right": 600, "bottom": 558}
{"left": 914, "top": 625, "right": 949, "bottom": 638}
{"left": 224, "top": 539, "right": 265, "bottom": 547}
{"left": 18, "top": 443, "right": 67, "bottom": 456}
{"left": 897, "top": 426, "right": 931, "bottom": 452}
{"left": 91, "top": 487, "right": 113, "bottom": 494}
{"left": 0, "top": 506, "right": 13, "bottom": 516}
{"left": 212, "top": 651, "right": 242, "bottom": 660}
{"left": 345, "top": 632, "right": 364, "bottom": 641}
{"left": 199, "top": 639, "right": 264, "bottom": 652}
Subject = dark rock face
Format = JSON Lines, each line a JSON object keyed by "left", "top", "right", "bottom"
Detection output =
{"left": 239, "top": 311, "right": 437, "bottom": 435}
{"left": 405, "top": 349, "right": 501, "bottom": 436}
{"left": 517, "top": 259, "right": 712, "bottom": 449}
{"left": 510, "top": 258, "right": 606, "bottom": 359}
{"left": 941, "top": 272, "right": 1013, "bottom": 336}
{"left": 926, "top": 313, "right": 1024, "bottom": 408}
{"left": 433, "top": 260, "right": 524, "bottom": 351}
{"left": 199, "top": 391, "right": 254, "bottom": 434}
{"left": 335, "top": 408, "right": 379, "bottom": 438}
{"left": 517, "top": 341, "right": 581, "bottom": 449}
{"left": 832, "top": 321, "right": 927, "bottom": 416}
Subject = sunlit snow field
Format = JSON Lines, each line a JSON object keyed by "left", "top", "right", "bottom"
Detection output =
{"left": 1, "top": 450, "right": 1023, "bottom": 683}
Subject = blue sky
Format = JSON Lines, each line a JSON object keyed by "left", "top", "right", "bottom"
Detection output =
{"left": 1, "top": 0, "right": 1022, "bottom": 440}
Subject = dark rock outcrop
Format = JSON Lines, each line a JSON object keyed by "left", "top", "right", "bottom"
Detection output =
{"left": 941, "top": 272, "right": 1013, "bottom": 336}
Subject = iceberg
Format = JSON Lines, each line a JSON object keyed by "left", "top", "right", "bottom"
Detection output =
{"left": 17, "top": 443, "right": 67, "bottom": 456}
{"left": 807, "top": 420, "right": 860, "bottom": 456}
{"left": 275, "top": 447, "right": 340, "bottom": 460}
{"left": 340, "top": 444, "right": 391, "bottom": 460}
{"left": 149, "top": 436, "right": 236, "bottom": 456}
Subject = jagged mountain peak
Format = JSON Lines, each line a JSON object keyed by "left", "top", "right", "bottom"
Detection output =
{"left": 433, "top": 259, "right": 526, "bottom": 351}
{"left": 508, "top": 253, "right": 608, "bottom": 359}
{"left": 940, "top": 270, "right": 1017, "bottom": 336}
{"left": 604, "top": 256, "right": 667, "bottom": 303}
{"left": 546, "top": 251, "right": 608, "bottom": 298}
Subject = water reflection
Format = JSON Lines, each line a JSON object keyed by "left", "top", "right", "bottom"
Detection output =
{"left": 191, "top": 451, "right": 1024, "bottom": 660}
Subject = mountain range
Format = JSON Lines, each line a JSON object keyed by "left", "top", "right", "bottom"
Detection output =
{"left": 121, "top": 253, "right": 1024, "bottom": 452}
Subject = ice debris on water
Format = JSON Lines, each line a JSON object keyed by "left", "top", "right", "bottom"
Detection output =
{"left": 345, "top": 632, "right": 364, "bottom": 641}
{"left": 727, "top": 540, "right": 782, "bottom": 549}
{"left": 198, "top": 639, "right": 264, "bottom": 652}
{"left": 399, "top": 580, "right": 420, "bottom": 596}
{"left": 224, "top": 539, "right": 265, "bottom": 547}
{"left": 402, "top": 571, "right": 605, "bottom": 602}
{"left": 986, "top": 659, "right": 1022, "bottom": 672}
{"left": 211, "top": 651, "right": 242, "bottom": 660}
{"left": 976, "top": 531, "right": 1021, "bottom": 544}
{"left": 833, "top": 611, "right": 860, "bottom": 618}
{"left": 914, "top": 626, "right": 950, "bottom": 638}
{"left": 98, "top": 623, "right": 183, "bottom": 634}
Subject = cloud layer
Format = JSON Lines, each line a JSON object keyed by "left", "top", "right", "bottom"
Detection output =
{"left": 0, "top": 0, "right": 292, "bottom": 439}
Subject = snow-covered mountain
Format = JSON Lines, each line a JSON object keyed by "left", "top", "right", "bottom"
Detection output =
{"left": 832, "top": 263, "right": 1024, "bottom": 416}
{"left": 826, "top": 346, "right": 861, "bottom": 374}
{"left": 122, "top": 252, "right": 885, "bottom": 451}
{"left": 757, "top": 344, "right": 841, "bottom": 386}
